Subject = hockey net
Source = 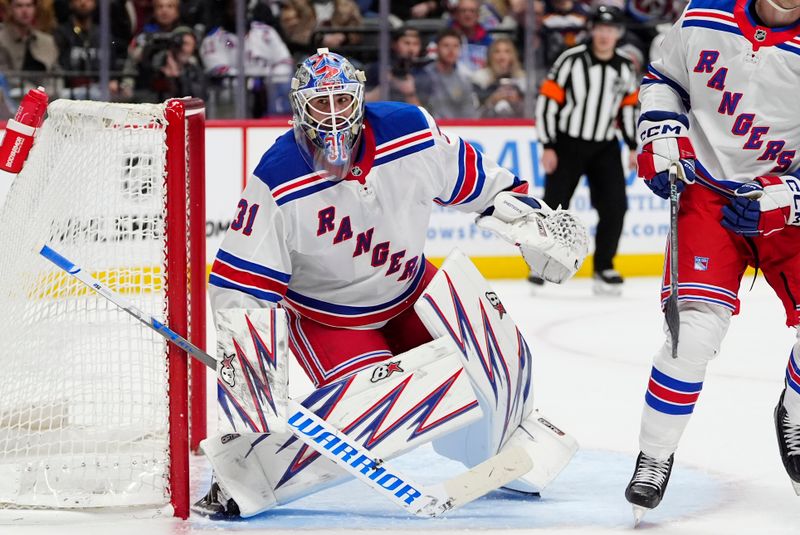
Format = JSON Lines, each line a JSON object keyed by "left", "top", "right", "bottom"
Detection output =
{"left": 0, "top": 98, "right": 206, "bottom": 518}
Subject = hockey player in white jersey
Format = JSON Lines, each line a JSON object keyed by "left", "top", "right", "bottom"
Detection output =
{"left": 627, "top": 0, "right": 800, "bottom": 523}
{"left": 200, "top": 21, "right": 293, "bottom": 79}
{"left": 193, "top": 48, "right": 588, "bottom": 518}
{"left": 199, "top": 7, "right": 294, "bottom": 114}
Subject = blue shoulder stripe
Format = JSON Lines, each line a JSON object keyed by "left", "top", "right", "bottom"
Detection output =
{"left": 274, "top": 180, "right": 338, "bottom": 206}
{"left": 682, "top": 19, "right": 742, "bottom": 37}
{"left": 777, "top": 43, "right": 800, "bottom": 57}
{"left": 374, "top": 139, "right": 435, "bottom": 167}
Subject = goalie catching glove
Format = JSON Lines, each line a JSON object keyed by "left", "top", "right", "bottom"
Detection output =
{"left": 476, "top": 191, "right": 588, "bottom": 283}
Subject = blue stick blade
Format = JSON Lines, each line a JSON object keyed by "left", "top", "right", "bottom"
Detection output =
{"left": 40, "top": 245, "right": 78, "bottom": 274}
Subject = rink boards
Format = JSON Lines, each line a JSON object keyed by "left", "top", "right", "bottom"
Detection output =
{"left": 1, "top": 119, "right": 667, "bottom": 278}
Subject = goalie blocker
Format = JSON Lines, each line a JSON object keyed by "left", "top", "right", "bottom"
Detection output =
{"left": 199, "top": 250, "right": 577, "bottom": 517}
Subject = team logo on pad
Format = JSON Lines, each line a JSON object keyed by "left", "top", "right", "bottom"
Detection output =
{"left": 485, "top": 291, "right": 506, "bottom": 319}
{"left": 220, "top": 352, "right": 236, "bottom": 387}
{"left": 370, "top": 360, "right": 404, "bottom": 382}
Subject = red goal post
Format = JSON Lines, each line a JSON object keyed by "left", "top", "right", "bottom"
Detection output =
{"left": 165, "top": 98, "right": 207, "bottom": 518}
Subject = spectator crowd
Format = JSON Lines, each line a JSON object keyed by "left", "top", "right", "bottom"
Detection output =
{"left": 0, "top": 0, "right": 686, "bottom": 118}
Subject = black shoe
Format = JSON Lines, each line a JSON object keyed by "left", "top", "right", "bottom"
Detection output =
{"left": 528, "top": 273, "right": 545, "bottom": 286}
{"left": 774, "top": 389, "right": 800, "bottom": 493}
{"left": 191, "top": 480, "right": 241, "bottom": 520}
{"left": 625, "top": 452, "right": 674, "bottom": 518}
{"left": 593, "top": 269, "right": 623, "bottom": 295}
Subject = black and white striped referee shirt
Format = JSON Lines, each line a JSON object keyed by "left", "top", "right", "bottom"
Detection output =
{"left": 536, "top": 44, "right": 639, "bottom": 150}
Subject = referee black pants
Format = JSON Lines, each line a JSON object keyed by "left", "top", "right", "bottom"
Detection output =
{"left": 542, "top": 137, "right": 628, "bottom": 273}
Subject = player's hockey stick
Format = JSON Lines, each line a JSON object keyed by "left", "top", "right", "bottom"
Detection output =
{"left": 40, "top": 244, "right": 533, "bottom": 518}
{"left": 666, "top": 164, "right": 680, "bottom": 359}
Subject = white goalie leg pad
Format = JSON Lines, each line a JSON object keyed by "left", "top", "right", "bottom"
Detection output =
{"left": 215, "top": 308, "right": 290, "bottom": 434}
{"left": 208, "top": 335, "right": 481, "bottom": 517}
{"left": 414, "top": 249, "right": 536, "bottom": 466}
{"left": 501, "top": 411, "right": 578, "bottom": 493}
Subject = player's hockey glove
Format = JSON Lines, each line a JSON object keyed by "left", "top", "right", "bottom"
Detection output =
{"left": 721, "top": 175, "right": 800, "bottom": 237}
{"left": 476, "top": 192, "right": 588, "bottom": 283}
{"left": 637, "top": 111, "right": 696, "bottom": 199}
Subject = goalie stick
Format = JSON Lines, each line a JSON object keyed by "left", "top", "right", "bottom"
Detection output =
{"left": 40, "top": 244, "right": 534, "bottom": 518}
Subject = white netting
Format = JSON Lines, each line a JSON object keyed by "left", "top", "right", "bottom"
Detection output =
{"left": 0, "top": 100, "right": 173, "bottom": 508}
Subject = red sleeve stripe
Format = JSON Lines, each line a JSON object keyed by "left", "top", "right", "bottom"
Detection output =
{"left": 450, "top": 141, "right": 480, "bottom": 205}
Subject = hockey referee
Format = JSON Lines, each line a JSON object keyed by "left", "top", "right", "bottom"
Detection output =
{"left": 534, "top": 5, "right": 638, "bottom": 295}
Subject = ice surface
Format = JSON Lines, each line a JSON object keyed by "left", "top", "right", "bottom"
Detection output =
{"left": 3, "top": 276, "right": 800, "bottom": 534}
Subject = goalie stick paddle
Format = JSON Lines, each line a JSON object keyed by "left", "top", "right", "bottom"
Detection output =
{"left": 285, "top": 397, "right": 533, "bottom": 518}
{"left": 40, "top": 244, "right": 533, "bottom": 518}
{"left": 666, "top": 164, "right": 680, "bottom": 359}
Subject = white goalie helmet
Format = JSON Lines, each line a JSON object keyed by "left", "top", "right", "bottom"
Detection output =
{"left": 290, "top": 48, "right": 366, "bottom": 181}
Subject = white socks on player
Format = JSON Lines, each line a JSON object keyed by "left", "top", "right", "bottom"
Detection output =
{"left": 783, "top": 330, "right": 800, "bottom": 421}
{"left": 639, "top": 303, "right": 732, "bottom": 459}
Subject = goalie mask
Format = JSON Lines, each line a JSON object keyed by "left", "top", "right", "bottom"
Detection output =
{"left": 290, "top": 48, "right": 366, "bottom": 181}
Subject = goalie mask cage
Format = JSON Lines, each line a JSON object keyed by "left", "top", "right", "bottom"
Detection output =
{"left": 0, "top": 98, "right": 206, "bottom": 519}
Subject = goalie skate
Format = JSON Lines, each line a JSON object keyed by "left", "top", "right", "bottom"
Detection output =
{"left": 774, "top": 389, "right": 800, "bottom": 495}
{"left": 192, "top": 479, "right": 241, "bottom": 520}
{"left": 624, "top": 452, "right": 674, "bottom": 526}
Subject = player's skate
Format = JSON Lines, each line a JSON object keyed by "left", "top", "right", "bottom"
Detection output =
{"left": 191, "top": 479, "right": 241, "bottom": 520}
{"left": 624, "top": 452, "right": 674, "bottom": 525}
{"left": 593, "top": 269, "right": 623, "bottom": 296}
{"left": 774, "top": 389, "right": 800, "bottom": 495}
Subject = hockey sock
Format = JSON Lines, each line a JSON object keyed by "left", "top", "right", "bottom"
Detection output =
{"left": 783, "top": 335, "right": 800, "bottom": 420}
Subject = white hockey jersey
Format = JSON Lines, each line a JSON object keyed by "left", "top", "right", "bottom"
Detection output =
{"left": 199, "top": 22, "right": 293, "bottom": 78}
{"left": 641, "top": 0, "right": 800, "bottom": 195}
{"left": 209, "top": 102, "right": 524, "bottom": 328}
